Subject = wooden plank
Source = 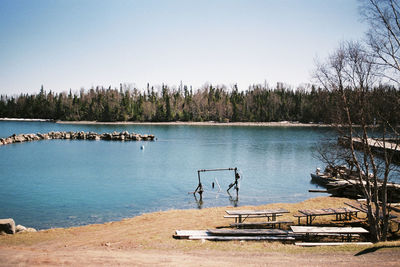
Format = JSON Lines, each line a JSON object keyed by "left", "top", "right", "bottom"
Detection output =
{"left": 207, "top": 229, "right": 288, "bottom": 236}
{"left": 290, "top": 226, "right": 369, "bottom": 234}
{"left": 295, "top": 242, "right": 373, "bottom": 247}
{"left": 175, "top": 230, "right": 209, "bottom": 236}
{"left": 173, "top": 230, "right": 210, "bottom": 239}
{"left": 230, "top": 221, "right": 293, "bottom": 227}
{"left": 189, "top": 235, "right": 295, "bottom": 241}
{"left": 331, "top": 219, "right": 367, "bottom": 225}
{"left": 309, "top": 189, "right": 329, "bottom": 193}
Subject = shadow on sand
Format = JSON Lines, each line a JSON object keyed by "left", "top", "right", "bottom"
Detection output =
{"left": 354, "top": 245, "right": 400, "bottom": 256}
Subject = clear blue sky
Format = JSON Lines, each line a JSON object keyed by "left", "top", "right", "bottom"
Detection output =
{"left": 0, "top": 0, "right": 366, "bottom": 95}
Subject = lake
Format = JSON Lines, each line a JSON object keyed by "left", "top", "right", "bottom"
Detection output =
{"left": 0, "top": 121, "right": 333, "bottom": 229}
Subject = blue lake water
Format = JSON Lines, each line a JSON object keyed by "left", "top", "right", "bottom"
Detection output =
{"left": 0, "top": 121, "right": 334, "bottom": 229}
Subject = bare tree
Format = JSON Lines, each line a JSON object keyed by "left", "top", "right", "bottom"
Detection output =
{"left": 315, "top": 41, "right": 399, "bottom": 242}
{"left": 361, "top": 0, "right": 400, "bottom": 83}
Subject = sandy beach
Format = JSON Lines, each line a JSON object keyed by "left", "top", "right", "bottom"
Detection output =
{"left": 1, "top": 196, "right": 399, "bottom": 266}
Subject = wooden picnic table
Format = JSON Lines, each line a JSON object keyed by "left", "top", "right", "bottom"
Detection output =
{"left": 290, "top": 226, "right": 369, "bottom": 242}
{"left": 344, "top": 201, "right": 369, "bottom": 213}
{"left": 345, "top": 201, "right": 398, "bottom": 218}
{"left": 297, "top": 208, "right": 359, "bottom": 225}
{"left": 225, "top": 208, "right": 289, "bottom": 223}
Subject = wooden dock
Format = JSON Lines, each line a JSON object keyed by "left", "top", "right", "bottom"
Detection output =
{"left": 338, "top": 137, "right": 400, "bottom": 161}
{"left": 310, "top": 165, "right": 400, "bottom": 202}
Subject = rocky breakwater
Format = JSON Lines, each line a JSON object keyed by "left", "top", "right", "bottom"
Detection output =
{"left": 0, "top": 218, "right": 37, "bottom": 235}
{"left": 0, "top": 131, "right": 155, "bottom": 146}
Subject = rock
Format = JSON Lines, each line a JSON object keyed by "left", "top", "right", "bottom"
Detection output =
{"left": 54, "top": 132, "right": 62, "bottom": 139}
{"left": 31, "top": 134, "right": 40, "bottom": 141}
{"left": 102, "top": 133, "right": 111, "bottom": 140}
{"left": 15, "top": 225, "right": 27, "bottom": 233}
{"left": 0, "top": 218, "right": 15, "bottom": 234}
{"left": 15, "top": 225, "right": 37, "bottom": 233}
{"left": 14, "top": 134, "right": 26, "bottom": 142}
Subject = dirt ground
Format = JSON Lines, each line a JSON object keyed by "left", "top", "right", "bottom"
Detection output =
{"left": 1, "top": 246, "right": 399, "bottom": 266}
{"left": 1, "top": 197, "right": 399, "bottom": 266}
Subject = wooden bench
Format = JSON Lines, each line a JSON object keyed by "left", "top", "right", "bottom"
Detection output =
{"left": 331, "top": 213, "right": 367, "bottom": 225}
{"left": 331, "top": 218, "right": 367, "bottom": 225}
{"left": 290, "top": 226, "right": 369, "bottom": 242}
{"left": 295, "top": 242, "right": 372, "bottom": 246}
{"left": 230, "top": 220, "right": 293, "bottom": 229}
{"left": 207, "top": 228, "right": 288, "bottom": 236}
{"left": 189, "top": 235, "right": 295, "bottom": 241}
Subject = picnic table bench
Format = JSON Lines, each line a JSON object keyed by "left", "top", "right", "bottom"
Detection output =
{"left": 290, "top": 226, "right": 369, "bottom": 242}
{"left": 230, "top": 220, "right": 293, "bottom": 229}
{"left": 297, "top": 208, "right": 359, "bottom": 225}
{"left": 207, "top": 228, "right": 288, "bottom": 236}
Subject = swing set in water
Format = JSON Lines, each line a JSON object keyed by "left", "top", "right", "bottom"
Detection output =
{"left": 191, "top": 167, "right": 241, "bottom": 204}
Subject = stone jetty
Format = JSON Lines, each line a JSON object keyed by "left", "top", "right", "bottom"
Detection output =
{"left": 0, "top": 218, "right": 37, "bottom": 234}
{"left": 0, "top": 131, "right": 155, "bottom": 146}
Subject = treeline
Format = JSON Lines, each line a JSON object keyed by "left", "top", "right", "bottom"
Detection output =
{"left": 0, "top": 83, "right": 399, "bottom": 124}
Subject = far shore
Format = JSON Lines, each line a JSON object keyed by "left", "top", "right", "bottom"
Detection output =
{"left": 0, "top": 117, "right": 331, "bottom": 127}
{"left": 0, "top": 118, "right": 52, "bottom": 122}
{"left": 56, "top": 120, "right": 331, "bottom": 127}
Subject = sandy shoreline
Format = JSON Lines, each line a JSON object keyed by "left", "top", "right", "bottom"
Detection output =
{"left": 0, "top": 118, "right": 52, "bottom": 122}
{"left": 1, "top": 196, "right": 399, "bottom": 266}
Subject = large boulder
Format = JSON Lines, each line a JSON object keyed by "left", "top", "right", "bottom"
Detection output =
{"left": 0, "top": 218, "right": 15, "bottom": 234}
